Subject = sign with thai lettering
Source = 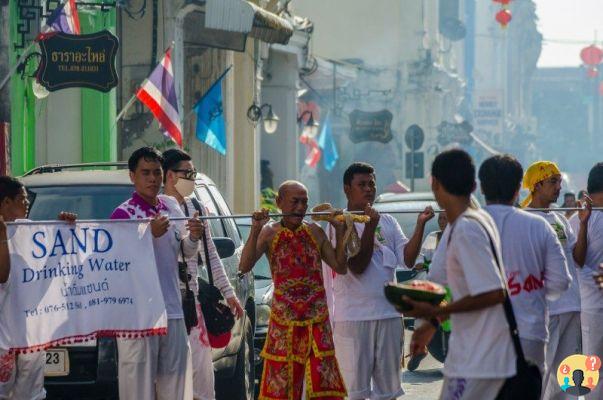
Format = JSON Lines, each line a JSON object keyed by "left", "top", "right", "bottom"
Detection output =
{"left": 0, "top": 221, "right": 167, "bottom": 353}
{"left": 37, "top": 30, "right": 119, "bottom": 92}
{"left": 349, "top": 110, "right": 393, "bottom": 143}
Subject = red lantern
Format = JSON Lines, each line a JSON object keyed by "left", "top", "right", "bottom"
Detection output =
{"left": 495, "top": 9, "right": 512, "bottom": 28}
{"left": 493, "top": 0, "right": 512, "bottom": 6}
{"left": 587, "top": 66, "right": 599, "bottom": 78}
{"left": 580, "top": 45, "right": 603, "bottom": 66}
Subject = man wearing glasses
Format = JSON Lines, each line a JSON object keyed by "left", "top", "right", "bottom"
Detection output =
{"left": 162, "top": 148, "right": 244, "bottom": 400}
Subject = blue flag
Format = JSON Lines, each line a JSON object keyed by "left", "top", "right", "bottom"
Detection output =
{"left": 317, "top": 113, "right": 339, "bottom": 171}
{"left": 194, "top": 67, "right": 231, "bottom": 155}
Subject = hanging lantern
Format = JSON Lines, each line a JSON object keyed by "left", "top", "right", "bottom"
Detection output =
{"left": 495, "top": 9, "right": 512, "bottom": 28}
{"left": 587, "top": 66, "right": 599, "bottom": 78}
{"left": 580, "top": 45, "right": 603, "bottom": 66}
{"left": 493, "top": 0, "right": 512, "bottom": 7}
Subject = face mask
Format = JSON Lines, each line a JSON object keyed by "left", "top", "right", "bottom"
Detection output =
{"left": 175, "top": 178, "right": 195, "bottom": 198}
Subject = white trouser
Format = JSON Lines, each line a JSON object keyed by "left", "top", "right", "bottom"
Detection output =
{"left": 118, "top": 318, "right": 192, "bottom": 400}
{"left": 333, "top": 318, "right": 404, "bottom": 400}
{"left": 581, "top": 310, "right": 603, "bottom": 400}
{"left": 519, "top": 337, "right": 546, "bottom": 375}
{"left": 542, "top": 312, "right": 582, "bottom": 400}
{"left": 0, "top": 350, "right": 45, "bottom": 400}
{"left": 188, "top": 307, "right": 215, "bottom": 400}
{"left": 439, "top": 377, "right": 505, "bottom": 400}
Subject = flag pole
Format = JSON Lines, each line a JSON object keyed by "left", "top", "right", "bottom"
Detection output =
{"left": 114, "top": 93, "right": 138, "bottom": 124}
{"left": 185, "top": 64, "right": 233, "bottom": 121}
{"left": 0, "top": 42, "right": 37, "bottom": 92}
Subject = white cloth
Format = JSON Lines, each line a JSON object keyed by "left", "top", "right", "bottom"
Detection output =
{"left": 443, "top": 209, "right": 516, "bottom": 379}
{"left": 542, "top": 312, "right": 582, "bottom": 400}
{"left": 326, "top": 214, "right": 408, "bottom": 322}
{"left": 0, "top": 350, "right": 46, "bottom": 400}
{"left": 117, "top": 318, "right": 192, "bottom": 400}
{"left": 439, "top": 377, "right": 505, "bottom": 400}
{"left": 188, "top": 305, "right": 214, "bottom": 400}
{"left": 426, "top": 226, "right": 450, "bottom": 286}
{"left": 484, "top": 205, "right": 571, "bottom": 342}
{"left": 569, "top": 213, "right": 603, "bottom": 312}
{"left": 530, "top": 210, "right": 581, "bottom": 315}
{"left": 581, "top": 310, "right": 603, "bottom": 400}
{"left": 1, "top": 220, "right": 168, "bottom": 352}
{"left": 333, "top": 318, "right": 403, "bottom": 400}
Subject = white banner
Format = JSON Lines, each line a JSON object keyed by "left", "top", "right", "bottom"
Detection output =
{"left": 0, "top": 221, "right": 167, "bottom": 353}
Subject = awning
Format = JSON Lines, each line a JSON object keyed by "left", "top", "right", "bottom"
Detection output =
{"left": 205, "top": 0, "right": 294, "bottom": 45}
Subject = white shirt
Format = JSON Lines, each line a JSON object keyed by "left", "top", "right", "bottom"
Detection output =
{"left": 530, "top": 210, "right": 581, "bottom": 315}
{"left": 443, "top": 209, "right": 516, "bottom": 379}
{"left": 418, "top": 231, "right": 442, "bottom": 265}
{"left": 327, "top": 214, "right": 409, "bottom": 322}
{"left": 485, "top": 205, "right": 571, "bottom": 342}
{"left": 569, "top": 213, "right": 603, "bottom": 312}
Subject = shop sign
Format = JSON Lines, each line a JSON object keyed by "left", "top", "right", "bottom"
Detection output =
{"left": 349, "top": 110, "right": 393, "bottom": 143}
{"left": 37, "top": 30, "right": 119, "bottom": 93}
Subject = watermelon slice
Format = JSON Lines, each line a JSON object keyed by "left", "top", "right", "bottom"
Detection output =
{"left": 384, "top": 280, "right": 446, "bottom": 311}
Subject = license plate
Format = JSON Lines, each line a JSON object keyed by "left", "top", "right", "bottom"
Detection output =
{"left": 44, "top": 349, "right": 69, "bottom": 377}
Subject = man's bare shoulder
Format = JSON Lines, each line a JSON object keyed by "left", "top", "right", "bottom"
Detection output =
{"left": 306, "top": 221, "right": 327, "bottom": 241}
{"left": 259, "top": 221, "right": 281, "bottom": 242}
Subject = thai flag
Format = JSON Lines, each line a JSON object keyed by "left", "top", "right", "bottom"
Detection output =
{"left": 37, "top": 0, "right": 81, "bottom": 40}
{"left": 136, "top": 48, "right": 183, "bottom": 147}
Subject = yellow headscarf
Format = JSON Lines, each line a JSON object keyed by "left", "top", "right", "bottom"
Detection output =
{"left": 520, "top": 161, "right": 561, "bottom": 208}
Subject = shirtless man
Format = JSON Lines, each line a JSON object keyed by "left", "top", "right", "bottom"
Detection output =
{"left": 240, "top": 180, "right": 347, "bottom": 400}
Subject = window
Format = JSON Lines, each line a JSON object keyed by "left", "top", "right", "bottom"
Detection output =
{"left": 207, "top": 185, "right": 241, "bottom": 246}
{"left": 27, "top": 185, "right": 133, "bottom": 220}
{"left": 194, "top": 184, "right": 225, "bottom": 238}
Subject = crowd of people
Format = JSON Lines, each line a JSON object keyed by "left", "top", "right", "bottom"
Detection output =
{"left": 0, "top": 145, "right": 601, "bottom": 400}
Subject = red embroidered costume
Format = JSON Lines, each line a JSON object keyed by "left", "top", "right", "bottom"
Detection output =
{"left": 259, "top": 224, "right": 346, "bottom": 400}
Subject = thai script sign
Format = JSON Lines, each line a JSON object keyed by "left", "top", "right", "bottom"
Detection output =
{"left": 37, "top": 30, "right": 119, "bottom": 92}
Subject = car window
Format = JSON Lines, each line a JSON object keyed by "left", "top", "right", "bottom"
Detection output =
{"left": 194, "top": 185, "right": 225, "bottom": 238}
{"left": 207, "top": 185, "right": 241, "bottom": 245}
{"left": 27, "top": 185, "right": 133, "bottom": 220}
{"left": 237, "top": 223, "right": 271, "bottom": 280}
{"left": 374, "top": 200, "right": 439, "bottom": 239}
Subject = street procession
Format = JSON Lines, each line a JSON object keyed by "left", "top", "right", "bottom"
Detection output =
{"left": 2, "top": 0, "right": 603, "bottom": 399}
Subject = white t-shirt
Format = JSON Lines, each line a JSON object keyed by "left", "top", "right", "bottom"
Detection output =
{"left": 530, "top": 210, "right": 581, "bottom": 315}
{"left": 485, "top": 205, "right": 571, "bottom": 342}
{"left": 443, "top": 209, "right": 516, "bottom": 379}
{"left": 418, "top": 231, "right": 442, "bottom": 265}
{"left": 326, "top": 214, "right": 409, "bottom": 322}
{"left": 569, "top": 213, "right": 603, "bottom": 312}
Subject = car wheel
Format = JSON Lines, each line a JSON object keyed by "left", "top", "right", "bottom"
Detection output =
{"left": 216, "top": 316, "right": 255, "bottom": 400}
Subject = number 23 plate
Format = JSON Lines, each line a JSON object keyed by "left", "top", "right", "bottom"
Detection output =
{"left": 44, "top": 349, "right": 69, "bottom": 377}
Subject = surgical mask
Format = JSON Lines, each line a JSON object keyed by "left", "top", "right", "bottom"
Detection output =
{"left": 175, "top": 178, "right": 195, "bottom": 198}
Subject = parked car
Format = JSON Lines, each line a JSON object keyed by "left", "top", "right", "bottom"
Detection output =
{"left": 234, "top": 218, "right": 273, "bottom": 384}
{"left": 21, "top": 162, "right": 255, "bottom": 400}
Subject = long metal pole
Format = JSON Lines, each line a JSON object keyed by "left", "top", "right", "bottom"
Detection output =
{"left": 8, "top": 207, "right": 600, "bottom": 225}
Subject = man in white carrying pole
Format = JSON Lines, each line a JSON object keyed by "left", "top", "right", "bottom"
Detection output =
{"left": 0, "top": 176, "right": 76, "bottom": 400}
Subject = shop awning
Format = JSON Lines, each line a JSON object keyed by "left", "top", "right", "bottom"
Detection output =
{"left": 205, "top": 0, "right": 294, "bottom": 45}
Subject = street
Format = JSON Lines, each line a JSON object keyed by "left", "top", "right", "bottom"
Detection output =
{"left": 401, "top": 327, "right": 444, "bottom": 400}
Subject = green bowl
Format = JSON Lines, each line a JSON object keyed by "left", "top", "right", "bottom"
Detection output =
{"left": 384, "top": 280, "right": 446, "bottom": 311}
